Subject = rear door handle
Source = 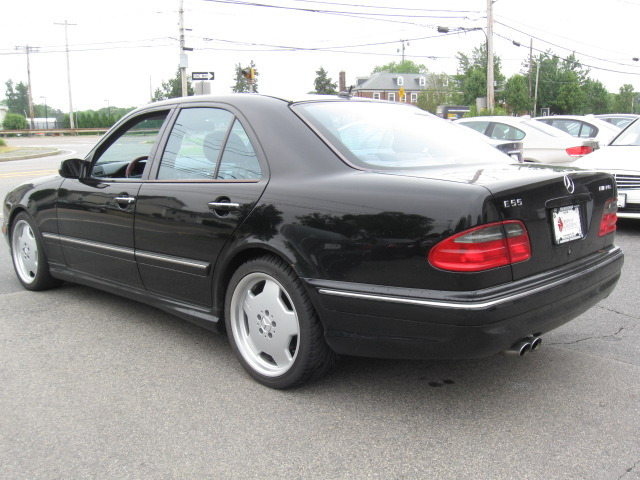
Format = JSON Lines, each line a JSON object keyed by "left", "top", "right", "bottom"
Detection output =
{"left": 208, "top": 202, "right": 240, "bottom": 210}
{"left": 114, "top": 196, "right": 136, "bottom": 207}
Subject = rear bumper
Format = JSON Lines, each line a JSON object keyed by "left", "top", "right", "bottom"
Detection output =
{"left": 304, "top": 245, "right": 624, "bottom": 359}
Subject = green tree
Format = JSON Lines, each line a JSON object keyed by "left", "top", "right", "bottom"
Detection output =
{"left": 503, "top": 74, "right": 531, "bottom": 115}
{"left": 232, "top": 61, "right": 259, "bottom": 93}
{"left": 3, "top": 112, "right": 27, "bottom": 130}
{"left": 616, "top": 84, "right": 636, "bottom": 113}
{"left": 152, "top": 68, "right": 194, "bottom": 101}
{"left": 581, "top": 79, "right": 612, "bottom": 114}
{"left": 371, "top": 60, "right": 428, "bottom": 74}
{"left": 313, "top": 67, "right": 337, "bottom": 94}
{"left": 533, "top": 52, "right": 590, "bottom": 115}
{"left": 3, "top": 80, "right": 29, "bottom": 116}
{"left": 416, "top": 73, "right": 456, "bottom": 113}
{"left": 454, "top": 44, "right": 505, "bottom": 107}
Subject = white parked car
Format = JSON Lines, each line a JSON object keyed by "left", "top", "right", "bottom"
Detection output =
{"left": 572, "top": 118, "right": 640, "bottom": 219}
{"left": 455, "top": 116, "right": 599, "bottom": 165}
{"left": 595, "top": 114, "right": 640, "bottom": 129}
{"left": 533, "top": 115, "right": 620, "bottom": 145}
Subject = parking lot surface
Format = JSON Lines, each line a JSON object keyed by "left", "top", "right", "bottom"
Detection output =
{"left": 0, "top": 137, "right": 638, "bottom": 479}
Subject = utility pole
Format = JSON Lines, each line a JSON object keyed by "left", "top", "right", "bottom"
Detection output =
{"left": 179, "top": 0, "right": 188, "bottom": 97}
{"left": 15, "top": 45, "right": 37, "bottom": 130}
{"left": 486, "top": 0, "right": 495, "bottom": 112}
{"left": 528, "top": 38, "right": 533, "bottom": 100}
{"left": 398, "top": 40, "right": 409, "bottom": 63}
{"left": 533, "top": 60, "right": 540, "bottom": 116}
{"left": 54, "top": 20, "right": 76, "bottom": 129}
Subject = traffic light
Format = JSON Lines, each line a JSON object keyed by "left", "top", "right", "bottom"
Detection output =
{"left": 242, "top": 68, "right": 255, "bottom": 81}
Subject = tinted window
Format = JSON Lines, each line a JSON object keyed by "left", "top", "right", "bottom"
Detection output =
{"left": 460, "top": 121, "right": 490, "bottom": 134}
{"left": 217, "top": 119, "right": 261, "bottom": 180}
{"left": 293, "top": 102, "right": 508, "bottom": 169}
{"left": 158, "top": 108, "right": 233, "bottom": 180}
{"left": 490, "top": 123, "right": 525, "bottom": 141}
{"left": 91, "top": 112, "right": 169, "bottom": 178}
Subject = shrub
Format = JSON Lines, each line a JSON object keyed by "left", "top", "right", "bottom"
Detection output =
{"left": 3, "top": 113, "right": 27, "bottom": 130}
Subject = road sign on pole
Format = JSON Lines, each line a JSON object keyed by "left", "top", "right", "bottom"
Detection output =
{"left": 192, "top": 72, "right": 215, "bottom": 81}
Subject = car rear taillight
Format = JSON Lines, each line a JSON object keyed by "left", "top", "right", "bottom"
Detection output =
{"left": 566, "top": 146, "right": 593, "bottom": 156}
{"left": 599, "top": 198, "right": 618, "bottom": 236}
{"left": 428, "top": 220, "right": 531, "bottom": 272}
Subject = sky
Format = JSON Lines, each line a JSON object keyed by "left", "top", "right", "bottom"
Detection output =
{"left": 2, "top": 0, "right": 640, "bottom": 113}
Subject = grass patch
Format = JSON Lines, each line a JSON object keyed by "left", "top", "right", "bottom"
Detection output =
{"left": 0, "top": 145, "right": 19, "bottom": 154}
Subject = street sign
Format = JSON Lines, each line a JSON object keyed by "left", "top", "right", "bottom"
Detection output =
{"left": 192, "top": 72, "right": 215, "bottom": 81}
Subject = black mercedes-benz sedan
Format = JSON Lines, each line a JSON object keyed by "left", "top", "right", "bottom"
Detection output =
{"left": 3, "top": 94, "right": 623, "bottom": 388}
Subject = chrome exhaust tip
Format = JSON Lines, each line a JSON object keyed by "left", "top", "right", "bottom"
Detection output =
{"left": 529, "top": 336, "right": 542, "bottom": 351}
{"left": 504, "top": 340, "right": 532, "bottom": 357}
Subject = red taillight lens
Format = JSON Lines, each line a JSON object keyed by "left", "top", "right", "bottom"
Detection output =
{"left": 599, "top": 198, "right": 618, "bottom": 236}
{"left": 428, "top": 220, "right": 531, "bottom": 272}
{"left": 566, "top": 146, "right": 593, "bottom": 156}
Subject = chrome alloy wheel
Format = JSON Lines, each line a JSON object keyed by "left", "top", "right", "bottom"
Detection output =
{"left": 11, "top": 219, "right": 39, "bottom": 285}
{"left": 229, "top": 272, "right": 300, "bottom": 377}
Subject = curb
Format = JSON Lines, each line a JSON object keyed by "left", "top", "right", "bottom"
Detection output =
{"left": 0, "top": 148, "right": 61, "bottom": 162}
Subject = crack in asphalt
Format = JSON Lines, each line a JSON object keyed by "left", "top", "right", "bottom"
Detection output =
{"left": 618, "top": 460, "right": 638, "bottom": 479}
{"left": 596, "top": 304, "right": 640, "bottom": 321}
{"left": 547, "top": 326, "right": 625, "bottom": 346}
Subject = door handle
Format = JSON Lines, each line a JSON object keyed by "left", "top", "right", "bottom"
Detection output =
{"left": 114, "top": 196, "right": 136, "bottom": 207}
{"left": 208, "top": 202, "right": 240, "bottom": 210}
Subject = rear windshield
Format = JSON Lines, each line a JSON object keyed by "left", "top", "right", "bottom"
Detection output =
{"left": 292, "top": 101, "right": 510, "bottom": 170}
{"left": 611, "top": 119, "right": 640, "bottom": 146}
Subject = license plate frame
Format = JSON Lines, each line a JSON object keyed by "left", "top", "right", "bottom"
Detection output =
{"left": 551, "top": 204, "right": 584, "bottom": 245}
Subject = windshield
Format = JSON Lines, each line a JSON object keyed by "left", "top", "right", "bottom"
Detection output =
{"left": 611, "top": 119, "right": 640, "bottom": 146}
{"left": 292, "top": 101, "right": 511, "bottom": 170}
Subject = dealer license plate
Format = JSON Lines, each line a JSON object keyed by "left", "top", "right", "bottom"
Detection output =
{"left": 618, "top": 193, "right": 627, "bottom": 208}
{"left": 551, "top": 205, "right": 584, "bottom": 244}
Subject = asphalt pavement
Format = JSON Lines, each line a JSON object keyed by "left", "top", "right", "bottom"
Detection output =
{"left": 0, "top": 137, "right": 638, "bottom": 480}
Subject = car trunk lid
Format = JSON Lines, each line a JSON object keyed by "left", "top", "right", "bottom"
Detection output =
{"left": 383, "top": 163, "right": 617, "bottom": 281}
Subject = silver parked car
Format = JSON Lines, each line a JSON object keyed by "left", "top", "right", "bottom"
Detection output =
{"left": 456, "top": 116, "right": 598, "bottom": 165}
{"left": 594, "top": 114, "right": 640, "bottom": 129}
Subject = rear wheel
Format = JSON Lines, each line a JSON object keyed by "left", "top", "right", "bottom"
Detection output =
{"left": 225, "top": 256, "right": 335, "bottom": 388}
{"left": 10, "top": 212, "right": 61, "bottom": 291}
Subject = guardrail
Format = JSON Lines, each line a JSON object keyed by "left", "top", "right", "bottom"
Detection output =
{"left": 0, "top": 128, "right": 110, "bottom": 136}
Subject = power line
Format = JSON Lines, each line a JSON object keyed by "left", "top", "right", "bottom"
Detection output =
{"left": 493, "top": 31, "right": 640, "bottom": 77}
{"left": 494, "top": 20, "right": 640, "bottom": 69}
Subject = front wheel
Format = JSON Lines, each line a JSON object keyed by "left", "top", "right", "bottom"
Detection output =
{"left": 10, "top": 212, "right": 61, "bottom": 291}
{"left": 225, "top": 256, "right": 335, "bottom": 388}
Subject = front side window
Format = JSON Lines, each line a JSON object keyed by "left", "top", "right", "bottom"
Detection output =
{"left": 411, "top": 93, "right": 418, "bottom": 103}
{"left": 91, "top": 112, "right": 169, "bottom": 178}
{"left": 388, "top": 93, "right": 396, "bottom": 102}
{"left": 373, "top": 93, "right": 381, "bottom": 100}
{"left": 293, "top": 101, "right": 508, "bottom": 170}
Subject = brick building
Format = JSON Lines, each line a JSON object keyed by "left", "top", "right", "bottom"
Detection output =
{"left": 352, "top": 72, "right": 429, "bottom": 104}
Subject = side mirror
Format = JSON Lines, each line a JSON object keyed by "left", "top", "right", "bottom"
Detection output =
{"left": 59, "top": 158, "right": 88, "bottom": 179}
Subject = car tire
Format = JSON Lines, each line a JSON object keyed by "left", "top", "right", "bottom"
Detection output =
{"left": 225, "top": 255, "right": 336, "bottom": 388}
{"left": 10, "top": 212, "right": 62, "bottom": 291}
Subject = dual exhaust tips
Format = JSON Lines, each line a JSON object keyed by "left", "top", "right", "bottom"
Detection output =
{"left": 504, "top": 336, "right": 542, "bottom": 357}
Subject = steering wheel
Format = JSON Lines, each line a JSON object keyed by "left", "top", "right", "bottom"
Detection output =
{"left": 125, "top": 155, "right": 148, "bottom": 178}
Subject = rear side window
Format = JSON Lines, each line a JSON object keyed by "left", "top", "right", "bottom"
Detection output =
{"left": 461, "top": 121, "right": 490, "bottom": 134}
{"left": 157, "top": 108, "right": 261, "bottom": 181}
{"left": 490, "top": 123, "right": 525, "bottom": 141}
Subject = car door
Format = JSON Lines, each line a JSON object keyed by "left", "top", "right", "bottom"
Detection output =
{"left": 134, "top": 106, "right": 268, "bottom": 307}
{"left": 57, "top": 108, "right": 172, "bottom": 288}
